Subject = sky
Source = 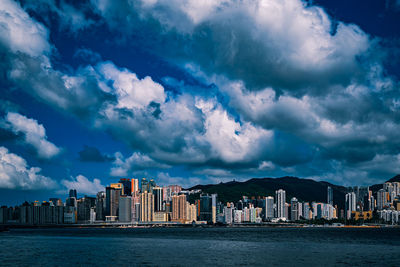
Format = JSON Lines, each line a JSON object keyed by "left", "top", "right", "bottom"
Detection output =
{"left": 0, "top": 0, "right": 400, "bottom": 205}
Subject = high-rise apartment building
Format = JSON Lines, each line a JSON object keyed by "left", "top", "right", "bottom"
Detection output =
{"left": 211, "top": 194, "right": 217, "bottom": 224}
{"left": 275, "top": 189, "right": 286, "bottom": 219}
{"left": 345, "top": 192, "right": 356, "bottom": 219}
{"left": 172, "top": 194, "right": 187, "bottom": 222}
{"left": 377, "top": 189, "right": 386, "bottom": 210}
{"left": 140, "top": 191, "right": 154, "bottom": 222}
{"left": 132, "top": 195, "right": 140, "bottom": 222}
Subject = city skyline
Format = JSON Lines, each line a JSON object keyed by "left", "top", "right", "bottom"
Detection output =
{"left": 2, "top": 176, "right": 400, "bottom": 226}
{"left": 1, "top": 0, "right": 400, "bottom": 205}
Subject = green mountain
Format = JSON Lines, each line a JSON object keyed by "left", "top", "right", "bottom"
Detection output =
{"left": 189, "top": 176, "right": 348, "bottom": 209}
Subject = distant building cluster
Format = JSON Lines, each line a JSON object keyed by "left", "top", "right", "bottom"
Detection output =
{"left": 1, "top": 179, "right": 400, "bottom": 225}
{"left": 344, "top": 182, "right": 400, "bottom": 222}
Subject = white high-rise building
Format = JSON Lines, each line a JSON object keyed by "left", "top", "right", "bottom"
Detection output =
{"left": 298, "top": 202, "right": 303, "bottom": 219}
{"left": 224, "top": 204, "right": 234, "bottom": 224}
{"left": 377, "top": 189, "right": 386, "bottom": 210}
{"left": 234, "top": 210, "right": 242, "bottom": 223}
{"left": 275, "top": 189, "right": 286, "bottom": 219}
{"left": 345, "top": 192, "right": 356, "bottom": 219}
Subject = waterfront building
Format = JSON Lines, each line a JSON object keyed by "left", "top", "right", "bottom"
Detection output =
{"left": 200, "top": 194, "right": 212, "bottom": 222}
{"left": 211, "top": 194, "right": 218, "bottom": 224}
{"left": 96, "top": 191, "right": 105, "bottom": 221}
{"left": 188, "top": 204, "right": 197, "bottom": 222}
{"left": 377, "top": 189, "right": 386, "bottom": 210}
{"left": 327, "top": 186, "right": 333, "bottom": 205}
{"left": 132, "top": 195, "right": 140, "bottom": 222}
{"left": 303, "top": 202, "right": 310, "bottom": 220}
{"left": 290, "top": 197, "right": 299, "bottom": 221}
{"left": 249, "top": 207, "right": 256, "bottom": 223}
{"left": 140, "top": 191, "right": 154, "bottom": 222}
{"left": 172, "top": 194, "right": 187, "bottom": 222}
{"left": 298, "top": 202, "right": 303, "bottom": 219}
{"left": 243, "top": 207, "right": 250, "bottom": 222}
{"left": 284, "top": 203, "right": 289, "bottom": 220}
{"left": 345, "top": 192, "right": 356, "bottom": 219}
{"left": 153, "top": 211, "right": 168, "bottom": 222}
{"left": 234, "top": 209, "right": 242, "bottom": 223}
{"left": 153, "top": 187, "right": 163, "bottom": 212}
{"left": 77, "top": 196, "right": 96, "bottom": 222}
{"left": 265, "top": 196, "right": 274, "bottom": 220}
{"left": 275, "top": 189, "right": 286, "bottom": 219}
{"left": 106, "top": 186, "right": 121, "bottom": 217}
{"left": 119, "top": 196, "right": 132, "bottom": 222}
{"left": 224, "top": 203, "right": 234, "bottom": 224}
{"left": 64, "top": 206, "right": 77, "bottom": 224}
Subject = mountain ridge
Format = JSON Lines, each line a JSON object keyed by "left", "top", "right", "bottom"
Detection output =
{"left": 188, "top": 175, "right": 399, "bottom": 209}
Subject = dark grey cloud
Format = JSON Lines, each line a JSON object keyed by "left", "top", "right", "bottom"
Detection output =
{"left": 78, "top": 145, "right": 114, "bottom": 162}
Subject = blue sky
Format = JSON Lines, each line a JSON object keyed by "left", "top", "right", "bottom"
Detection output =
{"left": 0, "top": 0, "right": 400, "bottom": 205}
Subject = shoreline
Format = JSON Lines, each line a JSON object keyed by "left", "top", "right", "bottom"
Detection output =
{"left": 1, "top": 223, "right": 397, "bottom": 230}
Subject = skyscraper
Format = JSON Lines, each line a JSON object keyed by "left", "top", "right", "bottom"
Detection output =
{"left": 119, "top": 179, "right": 132, "bottom": 196}
{"left": 140, "top": 191, "right": 154, "bottom": 222}
{"left": 327, "top": 186, "right": 333, "bottom": 205}
{"left": 110, "top": 183, "right": 124, "bottom": 195}
{"left": 132, "top": 195, "right": 140, "bottom": 222}
{"left": 119, "top": 196, "right": 132, "bottom": 222}
{"left": 172, "top": 194, "right": 187, "bottom": 222}
{"left": 141, "top": 178, "right": 149, "bottom": 193}
{"left": 106, "top": 186, "right": 121, "bottom": 217}
{"left": 95, "top": 191, "right": 105, "bottom": 221}
{"left": 200, "top": 194, "right": 212, "bottom": 222}
{"left": 275, "top": 189, "right": 286, "bottom": 219}
{"left": 265, "top": 196, "right": 274, "bottom": 220}
{"left": 377, "top": 189, "right": 386, "bottom": 210}
{"left": 224, "top": 203, "right": 234, "bottom": 224}
{"left": 345, "top": 192, "right": 356, "bottom": 219}
{"left": 69, "top": 189, "right": 77, "bottom": 199}
{"left": 290, "top": 197, "right": 299, "bottom": 221}
{"left": 153, "top": 186, "right": 163, "bottom": 212}
{"left": 131, "top": 179, "right": 139, "bottom": 196}
{"left": 141, "top": 178, "right": 157, "bottom": 194}
{"left": 211, "top": 194, "right": 218, "bottom": 224}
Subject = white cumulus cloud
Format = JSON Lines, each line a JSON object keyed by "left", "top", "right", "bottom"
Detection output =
{"left": 61, "top": 175, "right": 105, "bottom": 196}
{"left": 0, "top": 146, "right": 57, "bottom": 190}
{"left": 5, "top": 112, "right": 60, "bottom": 159}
